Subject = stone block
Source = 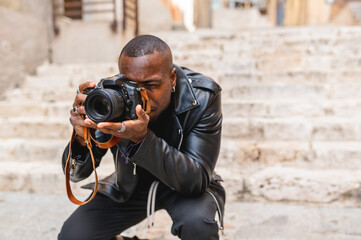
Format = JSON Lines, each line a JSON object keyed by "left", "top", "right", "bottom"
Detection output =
{"left": 311, "top": 121, "right": 360, "bottom": 141}
{"left": 223, "top": 117, "right": 361, "bottom": 141}
{"left": 0, "top": 6, "right": 48, "bottom": 73}
{"left": 0, "top": 118, "right": 71, "bottom": 139}
{"left": 51, "top": 19, "right": 121, "bottom": 64}
{"left": 245, "top": 166, "right": 361, "bottom": 203}
{"left": 219, "top": 139, "right": 361, "bottom": 170}
{"left": 222, "top": 100, "right": 270, "bottom": 118}
{"left": 222, "top": 83, "right": 328, "bottom": 100}
{"left": 4, "top": 87, "right": 74, "bottom": 102}
{"left": 312, "top": 141, "right": 361, "bottom": 169}
{"left": 0, "top": 6, "right": 48, "bottom": 98}
{"left": 0, "top": 40, "right": 24, "bottom": 99}
{"left": 0, "top": 138, "right": 67, "bottom": 162}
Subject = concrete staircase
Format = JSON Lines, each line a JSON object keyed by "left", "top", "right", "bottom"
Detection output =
{"left": 1, "top": 26, "right": 361, "bottom": 207}
{"left": 155, "top": 26, "right": 361, "bottom": 204}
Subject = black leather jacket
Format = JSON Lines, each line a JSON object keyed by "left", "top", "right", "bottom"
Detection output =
{"left": 62, "top": 65, "right": 225, "bottom": 210}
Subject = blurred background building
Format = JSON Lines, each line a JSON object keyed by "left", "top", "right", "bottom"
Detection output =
{"left": 0, "top": 0, "right": 361, "bottom": 239}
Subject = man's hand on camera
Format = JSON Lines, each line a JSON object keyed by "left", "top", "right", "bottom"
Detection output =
{"left": 85, "top": 104, "right": 150, "bottom": 143}
{"left": 69, "top": 82, "right": 97, "bottom": 146}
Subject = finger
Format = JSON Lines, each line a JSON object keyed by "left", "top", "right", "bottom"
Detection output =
{"left": 73, "top": 93, "right": 87, "bottom": 107}
{"left": 76, "top": 105, "right": 86, "bottom": 115}
{"left": 97, "top": 122, "right": 121, "bottom": 131}
{"left": 69, "top": 113, "right": 87, "bottom": 129}
{"left": 84, "top": 118, "right": 98, "bottom": 129}
{"left": 95, "top": 122, "right": 120, "bottom": 136}
{"left": 70, "top": 109, "right": 84, "bottom": 118}
{"left": 78, "top": 82, "right": 96, "bottom": 93}
{"left": 136, "top": 104, "right": 149, "bottom": 122}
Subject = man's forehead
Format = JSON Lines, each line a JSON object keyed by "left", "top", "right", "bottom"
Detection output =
{"left": 119, "top": 53, "right": 169, "bottom": 78}
{"left": 119, "top": 51, "right": 165, "bottom": 64}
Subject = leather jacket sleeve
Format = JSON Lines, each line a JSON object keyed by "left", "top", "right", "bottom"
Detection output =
{"left": 130, "top": 91, "right": 222, "bottom": 196}
{"left": 61, "top": 139, "right": 108, "bottom": 182}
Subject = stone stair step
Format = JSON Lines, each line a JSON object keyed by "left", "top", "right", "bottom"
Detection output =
{"left": 222, "top": 117, "right": 361, "bottom": 141}
{"left": 1, "top": 161, "right": 360, "bottom": 206}
{"left": 0, "top": 161, "right": 65, "bottom": 194}
{"left": 0, "top": 138, "right": 115, "bottom": 163}
{"left": 4, "top": 87, "right": 75, "bottom": 102}
{"left": 158, "top": 26, "right": 361, "bottom": 50}
{"left": 222, "top": 83, "right": 327, "bottom": 100}
{"left": 222, "top": 98, "right": 361, "bottom": 118}
{"left": 219, "top": 139, "right": 361, "bottom": 170}
{"left": 2, "top": 137, "right": 360, "bottom": 170}
{"left": 244, "top": 166, "right": 361, "bottom": 204}
{"left": 221, "top": 82, "right": 361, "bottom": 100}
{"left": 216, "top": 164, "right": 361, "bottom": 205}
{"left": 219, "top": 69, "right": 361, "bottom": 84}
{"left": 1, "top": 116, "right": 360, "bottom": 140}
{"left": 22, "top": 72, "right": 117, "bottom": 90}
{"left": 7, "top": 81, "right": 361, "bottom": 103}
{"left": 0, "top": 117, "right": 71, "bottom": 138}
{"left": 35, "top": 62, "right": 118, "bottom": 78}
{"left": 0, "top": 101, "right": 72, "bottom": 118}
{"left": 0, "top": 161, "right": 115, "bottom": 194}
{"left": 5, "top": 97, "right": 361, "bottom": 120}
{"left": 0, "top": 138, "right": 67, "bottom": 162}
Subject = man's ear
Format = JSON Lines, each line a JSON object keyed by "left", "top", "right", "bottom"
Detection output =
{"left": 170, "top": 67, "right": 177, "bottom": 88}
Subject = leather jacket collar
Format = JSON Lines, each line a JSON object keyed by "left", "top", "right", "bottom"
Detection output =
{"left": 173, "top": 65, "right": 200, "bottom": 115}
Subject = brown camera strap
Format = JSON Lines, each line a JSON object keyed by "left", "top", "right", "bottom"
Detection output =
{"left": 140, "top": 88, "right": 151, "bottom": 115}
{"left": 89, "top": 129, "right": 123, "bottom": 149}
{"left": 65, "top": 127, "right": 99, "bottom": 205}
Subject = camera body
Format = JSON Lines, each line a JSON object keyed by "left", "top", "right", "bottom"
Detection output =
{"left": 84, "top": 74, "right": 144, "bottom": 123}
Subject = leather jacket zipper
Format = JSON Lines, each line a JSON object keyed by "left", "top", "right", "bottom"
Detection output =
{"left": 175, "top": 115, "right": 184, "bottom": 150}
{"left": 115, "top": 148, "right": 119, "bottom": 187}
{"left": 177, "top": 130, "right": 183, "bottom": 150}
{"left": 133, "top": 163, "right": 137, "bottom": 175}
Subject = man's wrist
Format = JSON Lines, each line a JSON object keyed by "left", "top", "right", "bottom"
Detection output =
{"left": 129, "top": 129, "right": 147, "bottom": 143}
{"left": 74, "top": 133, "right": 87, "bottom": 146}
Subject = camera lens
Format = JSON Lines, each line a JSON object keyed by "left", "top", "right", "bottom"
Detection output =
{"left": 84, "top": 89, "right": 124, "bottom": 123}
{"left": 93, "top": 96, "right": 110, "bottom": 116}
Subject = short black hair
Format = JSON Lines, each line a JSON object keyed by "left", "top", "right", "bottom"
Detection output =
{"left": 120, "top": 35, "right": 171, "bottom": 57}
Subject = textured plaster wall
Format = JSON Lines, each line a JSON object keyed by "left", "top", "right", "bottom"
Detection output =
{"left": 0, "top": 6, "right": 49, "bottom": 98}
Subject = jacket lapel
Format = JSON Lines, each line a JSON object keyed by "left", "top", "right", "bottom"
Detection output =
{"left": 173, "top": 65, "right": 199, "bottom": 115}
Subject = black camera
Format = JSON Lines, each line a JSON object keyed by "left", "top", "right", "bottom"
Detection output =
{"left": 84, "top": 74, "right": 149, "bottom": 123}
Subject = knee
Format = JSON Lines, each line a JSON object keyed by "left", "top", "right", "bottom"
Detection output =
{"left": 58, "top": 221, "right": 93, "bottom": 240}
{"left": 173, "top": 213, "right": 219, "bottom": 240}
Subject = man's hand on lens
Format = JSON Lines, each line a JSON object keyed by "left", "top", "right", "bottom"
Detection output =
{"left": 86, "top": 104, "right": 150, "bottom": 143}
{"left": 69, "top": 82, "right": 96, "bottom": 146}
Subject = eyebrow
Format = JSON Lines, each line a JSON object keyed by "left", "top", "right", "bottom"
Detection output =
{"left": 141, "top": 79, "right": 161, "bottom": 84}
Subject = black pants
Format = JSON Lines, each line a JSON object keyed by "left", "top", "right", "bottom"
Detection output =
{"left": 58, "top": 181, "right": 224, "bottom": 240}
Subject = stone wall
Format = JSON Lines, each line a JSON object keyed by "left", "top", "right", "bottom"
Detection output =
{"left": 138, "top": 0, "right": 173, "bottom": 33}
{"left": 0, "top": 0, "right": 53, "bottom": 39}
{"left": 51, "top": 18, "right": 122, "bottom": 64}
{"left": 0, "top": 6, "right": 49, "bottom": 98}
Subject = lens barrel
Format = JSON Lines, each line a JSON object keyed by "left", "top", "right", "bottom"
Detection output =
{"left": 84, "top": 89, "right": 124, "bottom": 123}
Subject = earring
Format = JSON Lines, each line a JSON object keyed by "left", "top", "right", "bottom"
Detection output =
{"left": 172, "top": 86, "right": 176, "bottom": 92}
